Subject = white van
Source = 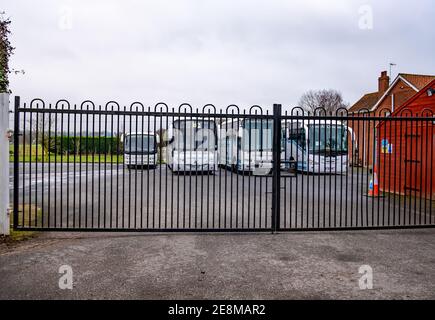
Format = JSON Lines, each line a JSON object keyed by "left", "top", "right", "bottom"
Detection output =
{"left": 122, "top": 132, "right": 159, "bottom": 169}
{"left": 218, "top": 118, "right": 273, "bottom": 174}
{"left": 281, "top": 119, "right": 353, "bottom": 173}
{"left": 167, "top": 119, "right": 218, "bottom": 173}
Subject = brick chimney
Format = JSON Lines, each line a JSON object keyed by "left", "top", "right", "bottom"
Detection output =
{"left": 378, "top": 71, "right": 390, "bottom": 93}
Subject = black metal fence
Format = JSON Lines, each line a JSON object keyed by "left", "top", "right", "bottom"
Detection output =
{"left": 12, "top": 97, "right": 435, "bottom": 232}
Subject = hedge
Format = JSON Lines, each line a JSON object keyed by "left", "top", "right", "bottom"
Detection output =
{"left": 48, "top": 136, "right": 123, "bottom": 155}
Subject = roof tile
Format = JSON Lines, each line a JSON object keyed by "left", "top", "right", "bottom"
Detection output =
{"left": 348, "top": 92, "right": 381, "bottom": 112}
{"left": 350, "top": 73, "right": 435, "bottom": 112}
{"left": 399, "top": 73, "right": 435, "bottom": 90}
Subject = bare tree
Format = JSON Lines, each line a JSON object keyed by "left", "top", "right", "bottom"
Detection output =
{"left": 155, "top": 128, "right": 168, "bottom": 163}
{"left": 27, "top": 113, "right": 56, "bottom": 156}
{"left": 298, "top": 89, "right": 349, "bottom": 114}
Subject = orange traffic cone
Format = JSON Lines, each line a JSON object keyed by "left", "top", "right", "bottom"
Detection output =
{"left": 367, "top": 165, "right": 382, "bottom": 197}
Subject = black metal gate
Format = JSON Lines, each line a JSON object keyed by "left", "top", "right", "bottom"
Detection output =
{"left": 12, "top": 97, "right": 435, "bottom": 232}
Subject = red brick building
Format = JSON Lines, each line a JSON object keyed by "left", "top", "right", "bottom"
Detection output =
{"left": 348, "top": 71, "right": 435, "bottom": 167}
{"left": 377, "top": 79, "right": 435, "bottom": 199}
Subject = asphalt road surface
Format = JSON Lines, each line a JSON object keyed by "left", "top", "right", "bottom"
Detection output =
{"left": 1, "top": 229, "right": 434, "bottom": 299}
{"left": 9, "top": 163, "right": 434, "bottom": 230}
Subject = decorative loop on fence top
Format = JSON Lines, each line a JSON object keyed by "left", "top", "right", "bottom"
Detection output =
{"left": 80, "top": 100, "right": 96, "bottom": 110}
{"left": 290, "top": 106, "right": 305, "bottom": 116}
{"left": 399, "top": 107, "right": 413, "bottom": 116}
{"left": 55, "top": 99, "right": 70, "bottom": 110}
{"left": 225, "top": 104, "right": 240, "bottom": 114}
{"left": 106, "top": 101, "right": 120, "bottom": 112}
{"left": 421, "top": 108, "right": 434, "bottom": 117}
{"left": 179, "top": 103, "right": 193, "bottom": 113}
{"left": 335, "top": 107, "right": 349, "bottom": 117}
{"left": 378, "top": 107, "right": 392, "bottom": 117}
{"left": 29, "top": 98, "right": 45, "bottom": 109}
{"left": 313, "top": 107, "right": 327, "bottom": 116}
{"left": 249, "top": 105, "right": 263, "bottom": 114}
{"left": 130, "top": 102, "right": 144, "bottom": 113}
{"left": 154, "top": 102, "right": 168, "bottom": 113}
{"left": 202, "top": 104, "right": 216, "bottom": 113}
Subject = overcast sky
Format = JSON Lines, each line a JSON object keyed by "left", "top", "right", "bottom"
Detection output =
{"left": 3, "top": 0, "right": 435, "bottom": 111}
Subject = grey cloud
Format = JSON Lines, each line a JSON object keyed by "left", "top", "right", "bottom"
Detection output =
{"left": 3, "top": 0, "right": 435, "bottom": 110}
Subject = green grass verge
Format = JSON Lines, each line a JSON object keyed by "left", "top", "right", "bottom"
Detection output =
{"left": 10, "top": 154, "right": 124, "bottom": 163}
{"left": 0, "top": 204, "right": 41, "bottom": 243}
{"left": 10, "top": 143, "right": 124, "bottom": 163}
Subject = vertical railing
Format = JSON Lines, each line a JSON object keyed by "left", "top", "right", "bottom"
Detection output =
{"left": 13, "top": 96, "right": 20, "bottom": 229}
{"left": 271, "top": 104, "right": 281, "bottom": 232}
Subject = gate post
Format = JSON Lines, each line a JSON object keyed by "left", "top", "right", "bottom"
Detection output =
{"left": 271, "top": 104, "right": 282, "bottom": 233}
{"left": 0, "top": 93, "right": 10, "bottom": 235}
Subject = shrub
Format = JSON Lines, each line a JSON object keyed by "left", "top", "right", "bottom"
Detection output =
{"left": 49, "top": 136, "right": 123, "bottom": 155}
